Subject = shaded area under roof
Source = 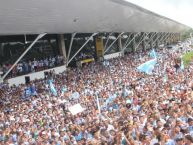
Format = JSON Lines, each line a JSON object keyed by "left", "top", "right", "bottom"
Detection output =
{"left": 0, "top": 0, "right": 190, "bottom": 35}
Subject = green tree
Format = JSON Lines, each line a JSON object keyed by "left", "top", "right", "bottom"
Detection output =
{"left": 181, "top": 29, "right": 193, "bottom": 41}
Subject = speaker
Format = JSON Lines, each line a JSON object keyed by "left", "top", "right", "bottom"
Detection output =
{"left": 44, "top": 71, "right": 49, "bottom": 78}
{"left": 25, "top": 76, "right": 30, "bottom": 84}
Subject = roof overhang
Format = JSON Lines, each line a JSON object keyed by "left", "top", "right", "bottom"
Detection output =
{"left": 0, "top": 0, "right": 190, "bottom": 35}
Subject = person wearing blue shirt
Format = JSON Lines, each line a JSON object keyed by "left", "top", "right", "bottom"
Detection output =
{"left": 187, "top": 118, "right": 193, "bottom": 133}
{"left": 75, "top": 131, "right": 83, "bottom": 141}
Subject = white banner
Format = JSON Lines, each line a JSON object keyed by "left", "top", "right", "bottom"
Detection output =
{"left": 68, "top": 104, "right": 85, "bottom": 115}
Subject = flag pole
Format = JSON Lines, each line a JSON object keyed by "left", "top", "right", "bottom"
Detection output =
{"left": 96, "top": 95, "right": 101, "bottom": 117}
{"left": 96, "top": 95, "right": 101, "bottom": 141}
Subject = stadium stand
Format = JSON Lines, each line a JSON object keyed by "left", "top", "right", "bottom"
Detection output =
{"left": 0, "top": 0, "right": 192, "bottom": 144}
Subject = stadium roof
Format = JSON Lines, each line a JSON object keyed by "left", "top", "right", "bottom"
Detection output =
{"left": 0, "top": 0, "right": 190, "bottom": 35}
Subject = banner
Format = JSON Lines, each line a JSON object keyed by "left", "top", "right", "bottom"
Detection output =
{"left": 80, "top": 58, "right": 94, "bottom": 64}
{"left": 68, "top": 104, "right": 85, "bottom": 115}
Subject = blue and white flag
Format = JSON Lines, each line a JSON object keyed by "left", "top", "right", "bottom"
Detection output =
{"left": 163, "top": 74, "right": 168, "bottom": 83}
{"left": 102, "top": 94, "right": 118, "bottom": 109}
{"left": 106, "top": 94, "right": 117, "bottom": 106}
{"left": 137, "top": 59, "right": 157, "bottom": 74}
{"left": 61, "top": 86, "right": 67, "bottom": 96}
{"left": 149, "top": 49, "right": 157, "bottom": 59}
{"left": 70, "top": 92, "right": 80, "bottom": 100}
{"left": 48, "top": 80, "right": 57, "bottom": 96}
{"left": 180, "top": 59, "right": 184, "bottom": 70}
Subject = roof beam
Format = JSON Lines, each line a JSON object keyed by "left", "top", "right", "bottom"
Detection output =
{"left": 123, "top": 33, "right": 132, "bottom": 48}
{"left": 104, "top": 32, "right": 124, "bottom": 54}
{"left": 66, "top": 32, "right": 77, "bottom": 65}
{"left": 144, "top": 32, "right": 157, "bottom": 49}
{"left": 134, "top": 32, "right": 150, "bottom": 50}
{"left": 104, "top": 32, "right": 114, "bottom": 50}
{"left": 122, "top": 32, "right": 141, "bottom": 52}
{"left": 2, "top": 33, "right": 47, "bottom": 80}
{"left": 67, "top": 33, "right": 98, "bottom": 66}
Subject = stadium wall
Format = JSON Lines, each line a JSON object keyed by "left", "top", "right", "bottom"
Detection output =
{"left": 7, "top": 65, "right": 66, "bottom": 86}
{"left": 7, "top": 52, "right": 121, "bottom": 86}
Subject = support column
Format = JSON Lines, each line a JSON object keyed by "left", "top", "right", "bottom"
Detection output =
{"left": 165, "top": 34, "right": 169, "bottom": 45}
{"left": 179, "top": 33, "right": 182, "bottom": 41}
{"left": 172, "top": 34, "right": 175, "bottom": 43}
{"left": 142, "top": 33, "right": 146, "bottom": 51}
{"left": 139, "top": 32, "right": 144, "bottom": 51}
{"left": 122, "top": 32, "right": 140, "bottom": 54}
{"left": 168, "top": 34, "right": 172, "bottom": 45}
{"left": 168, "top": 34, "right": 171, "bottom": 44}
{"left": 104, "top": 32, "right": 124, "bottom": 54}
{"left": 118, "top": 37, "right": 124, "bottom": 56}
{"left": 0, "top": 44, "right": 3, "bottom": 57}
{"left": 175, "top": 33, "right": 179, "bottom": 43}
{"left": 173, "top": 34, "right": 176, "bottom": 43}
{"left": 67, "top": 33, "right": 98, "bottom": 66}
{"left": 150, "top": 39, "right": 153, "bottom": 49}
{"left": 58, "top": 34, "right": 67, "bottom": 64}
{"left": 0, "top": 45, "right": 3, "bottom": 81}
{"left": 164, "top": 39, "right": 167, "bottom": 46}
{"left": 174, "top": 34, "right": 176, "bottom": 42}
{"left": 171, "top": 34, "right": 174, "bottom": 44}
{"left": 132, "top": 34, "right": 136, "bottom": 53}
{"left": 145, "top": 34, "right": 150, "bottom": 50}
{"left": 95, "top": 36, "right": 104, "bottom": 59}
{"left": 179, "top": 33, "right": 181, "bottom": 42}
{"left": 118, "top": 37, "right": 123, "bottom": 51}
{"left": 177, "top": 33, "right": 180, "bottom": 42}
{"left": 156, "top": 33, "right": 160, "bottom": 49}
{"left": 145, "top": 33, "right": 156, "bottom": 50}
{"left": 162, "top": 33, "right": 168, "bottom": 46}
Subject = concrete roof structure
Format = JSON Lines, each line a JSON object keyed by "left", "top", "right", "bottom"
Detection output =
{"left": 0, "top": 0, "right": 190, "bottom": 35}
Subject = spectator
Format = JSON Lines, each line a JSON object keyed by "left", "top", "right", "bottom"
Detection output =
{"left": 2, "top": 55, "right": 64, "bottom": 78}
{"left": 0, "top": 42, "right": 192, "bottom": 144}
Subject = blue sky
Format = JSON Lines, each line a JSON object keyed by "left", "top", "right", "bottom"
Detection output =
{"left": 126, "top": 0, "right": 193, "bottom": 28}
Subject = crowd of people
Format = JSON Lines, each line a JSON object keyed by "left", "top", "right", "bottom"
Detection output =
{"left": 0, "top": 55, "right": 64, "bottom": 78}
{"left": 75, "top": 52, "right": 94, "bottom": 62}
{"left": 0, "top": 41, "right": 193, "bottom": 145}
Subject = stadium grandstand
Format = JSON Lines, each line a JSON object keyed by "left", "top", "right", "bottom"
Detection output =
{"left": 0, "top": 0, "right": 193, "bottom": 144}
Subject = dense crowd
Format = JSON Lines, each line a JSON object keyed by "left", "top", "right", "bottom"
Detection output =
{"left": 0, "top": 42, "right": 193, "bottom": 145}
{"left": 0, "top": 55, "right": 64, "bottom": 78}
